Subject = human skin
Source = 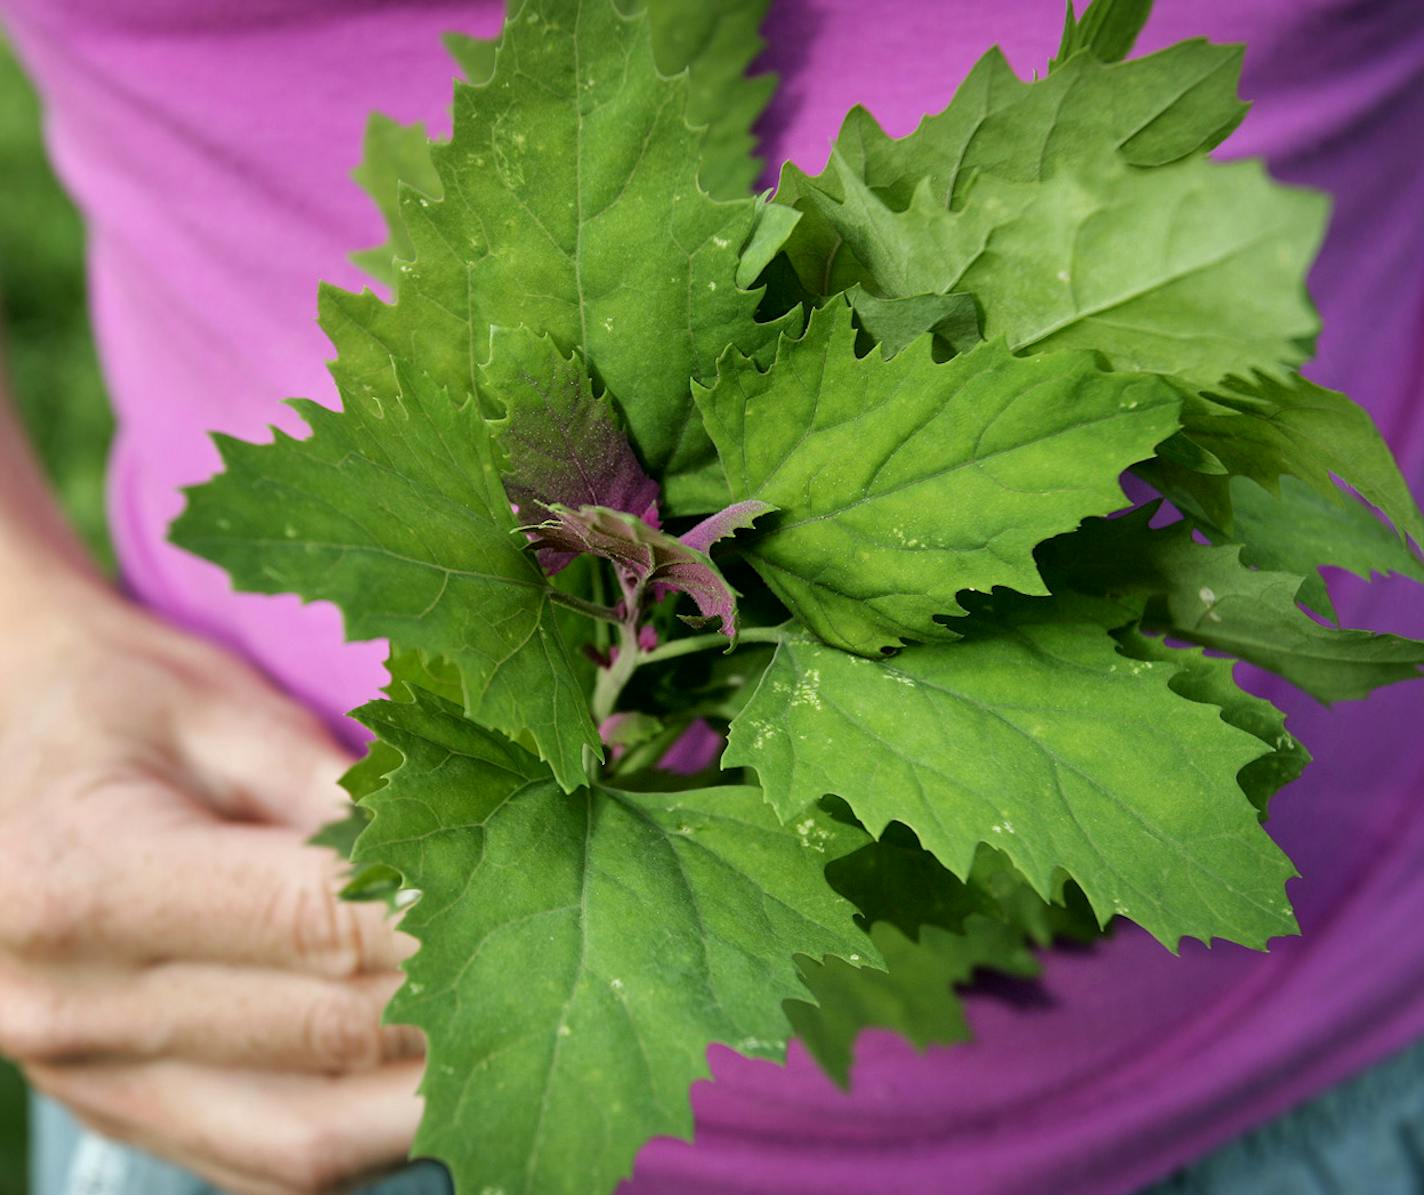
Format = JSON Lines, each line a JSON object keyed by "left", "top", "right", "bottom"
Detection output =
{"left": 0, "top": 388, "right": 423, "bottom": 1194}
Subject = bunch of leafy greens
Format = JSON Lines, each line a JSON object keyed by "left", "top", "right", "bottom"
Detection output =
{"left": 170, "top": 0, "right": 1424, "bottom": 1191}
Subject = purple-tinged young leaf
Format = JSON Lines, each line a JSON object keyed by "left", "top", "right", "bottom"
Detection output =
{"left": 524, "top": 502, "right": 772, "bottom": 638}
{"left": 680, "top": 499, "right": 776, "bottom": 554}
{"left": 525, "top": 505, "right": 671, "bottom": 588}
{"left": 482, "top": 328, "right": 661, "bottom": 551}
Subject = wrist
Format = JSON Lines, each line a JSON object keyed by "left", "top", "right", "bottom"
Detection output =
{"left": 0, "top": 547, "right": 118, "bottom": 667}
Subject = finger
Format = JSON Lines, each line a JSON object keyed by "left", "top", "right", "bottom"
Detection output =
{"left": 6, "top": 961, "right": 423, "bottom": 1072}
{"left": 175, "top": 684, "right": 361, "bottom": 834}
{"left": 29, "top": 1057, "right": 425, "bottom": 1195}
{"left": 23, "top": 817, "right": 413, "bottom": 976}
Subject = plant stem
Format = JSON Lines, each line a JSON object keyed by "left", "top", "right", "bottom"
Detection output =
{"left": 637, "top": 624, "right": 786, "bottom": 667}
{"left": 548, "top": 588, "right": 623, "bottom": 625}
{"left": 592, "top": 624, "right": 788, "bottom": 734}
{"left": 592, "top": 622, "right": 641, "bottom": 723}
{"left": 588, "top": 562, "right": 612, "bottom": 652}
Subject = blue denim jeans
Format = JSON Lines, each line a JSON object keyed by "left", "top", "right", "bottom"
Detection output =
{"left": 32, "top": 1035, "right": 1424, "bottom": 1195}
{"left": 29, "top": 1102, "right": 451, "bottom": 1195}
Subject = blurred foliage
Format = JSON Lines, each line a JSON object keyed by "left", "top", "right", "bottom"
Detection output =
{"left": 0, "top": 1061, "right": 23, "bottom": 1195}
{"left": 0, "top": 33, "right": 118, "bottom": 1192}
{"left": 0, "top": 36, "right": 115, "bottom": 571}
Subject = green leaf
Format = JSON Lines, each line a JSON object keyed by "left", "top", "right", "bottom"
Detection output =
{"left": 642, "top": 0, "right": 775, "bottom": 199}
{"left": 331, "top": 0, "right": 785, "bottom": 494}
{"left": 1114, "top": 626, "right": 1310, "bottom": 816}
{"left": 970, "top": 847, "right": 1101, "bottom": 948}
{"left": 725, "top": 622, "right": 1298, "bottom": 950}
{"left": 1053, "top": 0, "right": 1153, "bottom": 68}
{"left": 310, "top": 742, "right": 408, "bottom": 903}
{"left": 772, "top": 34, "right": 1249, "bottom": 293}
{"left": 356, "top": 0, "right": 774, "bottom": 290}
{"left": 962, "top": 158, "right": 1324, "bottom": 384}
{"left": 309, "top": 803, "right": 372, "bottom": 860}
{"left": 846, "top": 284, "right": 980, "bottom": 358}
{"left": 1204, "top": 476, "right": 1424, "bottom": 622}
{"left": 349, "top": 34, "right": 497, "bottom": 290}
{"left": 695, "top": 301, "right": 1181, "bottom": 654}
{"left": 350, "top": 113, "right": 445, "bottom": 289}
{"left": 735, "top": 198, "right": 803, "bottom": 290}
{"left": 803, "top": 152, "right": 1326, "bottom": 388}
{"left": 1042, "top": 509, "right": 1424, "bottom": 704}
{"left": 791, "top": 814, "right": 1098, "bottom": 1087}
{"left": 384, "top": 646, "right": 468, "bottom": 707}
{"left": 786, "top": 916, "right": 1036, "bottom": 1087}
{"left": 823, "top": 821, "right": 994, "bottom": 940}
{"left": 1177, "top": 374, "right": 1424, "bottom": 547}
{"left": 350, "top": 686, "right": 874, "bottom": 1195}
{"left": 443, "top": 31, "right": 500, "bottom": 86}
{"left": 822, "top": 807, "right": 1098, "bottom": 948}
{"left": 170, "top": 363, "right": 599, "bottom": 791}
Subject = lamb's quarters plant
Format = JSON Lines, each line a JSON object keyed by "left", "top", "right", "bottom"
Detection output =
{"left": 170, "top": 0, "right": 1424, "bottom": 1191}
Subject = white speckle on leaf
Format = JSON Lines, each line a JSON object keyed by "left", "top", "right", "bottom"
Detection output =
{"left": 713, "top": 236, "right": 730, "bottom": 248}
{"left": 610, "top": 978, "right": 624, "bottom": 992}
{"left": 794, "top": 817, "right": 832, "bottom": 852}
{"left": 791, "top": 669, "right": 823, "bottom": 710}
{"left": 707, "top": 281, "right": 717, "bottom": 291}
{"left": 749, "top": 719, "right": 778, "bottom": 748}
{"left": 1056, "top": 270, "right": 1070, "bottom": 283}
{"left": 888, "top": 525, "right": 925, "bottom": 549}
{"left": 557, "top": 1024, "right": 572, "bottom": 1038}
{"left": 1198, "top": 586, "right": 1216, "bottom": 605}
{"left": 407, "top": 981, "right": 425, "bottom": 996}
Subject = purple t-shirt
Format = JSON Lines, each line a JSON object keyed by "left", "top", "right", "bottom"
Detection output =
{"left": 4, "top": 1, "right": 1423, "bottom": 1191}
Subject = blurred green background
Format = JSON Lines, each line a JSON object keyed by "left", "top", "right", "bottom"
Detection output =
{"left": 0, "top": 32, "right": 117, "bottom": 1193}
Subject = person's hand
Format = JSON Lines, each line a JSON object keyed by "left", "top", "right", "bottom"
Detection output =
{"left": 0, "top": 579, "right": 424, "bottom": 1195}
